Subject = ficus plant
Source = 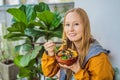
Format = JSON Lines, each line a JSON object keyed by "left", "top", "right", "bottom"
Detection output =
{"left": 4, "top": 2, "right": 63, "bottom": 80}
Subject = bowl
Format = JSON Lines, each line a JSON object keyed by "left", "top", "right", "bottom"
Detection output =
{"left": 55, "top": 48, "right": 78, "bottom": 66}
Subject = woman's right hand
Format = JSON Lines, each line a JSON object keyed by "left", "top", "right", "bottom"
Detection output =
{"left": 44, "top": 40, "right": 56, "bottom": 56}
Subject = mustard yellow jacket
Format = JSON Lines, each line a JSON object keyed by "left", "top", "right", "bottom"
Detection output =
{"left": 41, "top": 41, "right": 114, "bottom": 80}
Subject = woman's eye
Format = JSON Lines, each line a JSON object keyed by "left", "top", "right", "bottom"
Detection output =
{"left": 75, "top": 23, "right": 79, "bottom": 26}
{"left": 65, "top": 24, "right": 70, "bottom": 26}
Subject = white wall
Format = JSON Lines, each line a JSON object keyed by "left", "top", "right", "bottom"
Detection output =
{"left": 75, "top": 0, "right": 120, "bottom": 69}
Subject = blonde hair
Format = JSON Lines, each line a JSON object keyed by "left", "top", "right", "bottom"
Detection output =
{"left": 62, "top": 8, "right": 93, "bottom": 80}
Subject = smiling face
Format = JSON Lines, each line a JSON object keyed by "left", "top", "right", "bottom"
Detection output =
{"left": 64, "top": 12, "right": 83, "bottom": 42}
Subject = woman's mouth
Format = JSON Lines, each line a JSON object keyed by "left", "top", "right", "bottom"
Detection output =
{"left": 68, "top": 33, "right": 76, "bottom": 37}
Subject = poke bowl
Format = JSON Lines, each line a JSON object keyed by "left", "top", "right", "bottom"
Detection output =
{"left": 55, "top": 48, "right": 78, "bottom": 66}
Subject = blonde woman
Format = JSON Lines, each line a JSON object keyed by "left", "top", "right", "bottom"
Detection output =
{"left": 42, "top": 8, "right": 114, "bottom": 80}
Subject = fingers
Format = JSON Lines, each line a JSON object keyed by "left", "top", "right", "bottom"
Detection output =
{"left": 44, "top": 40, "right": 56, "bottom": 56}
{"left": 59, "top": 63, "right": 70, "bottom": 69}
{"left": 59, "top": 63, "right": 75, "bottom": 69}
{"left": 44, "top": 41, "right": 55, "bottom": 51}
{"left": 44, "top": 41, "right": 54, "bottom": 48}
{"left": 59, "top": 59, "right": 81, "bottom": 73}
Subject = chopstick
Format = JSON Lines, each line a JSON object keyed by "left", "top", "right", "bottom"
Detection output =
{"left": 32, "top": 42, "right": 63, "bottom": 45}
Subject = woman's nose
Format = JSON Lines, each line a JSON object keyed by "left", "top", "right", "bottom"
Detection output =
{"left": 69, "top": 26, "right": 74, "bottom": 32}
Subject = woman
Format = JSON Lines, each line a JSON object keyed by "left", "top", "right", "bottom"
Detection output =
{"left": 42, "top": 8, "right": 114, "bottom": 80}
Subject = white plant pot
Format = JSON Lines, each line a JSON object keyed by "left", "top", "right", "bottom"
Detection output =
{"left": 0, "top": 62, "right": 19, "bottom": 80}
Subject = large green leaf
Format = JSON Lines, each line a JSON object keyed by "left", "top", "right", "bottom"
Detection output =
{"left": 51, "top": 30, "right": 62, "bottom": 38}
{"left": 14, "top": 55, "right": 23, "bottom": 67}
{"left": 50, "top": 12, "right": 62, "bottom": 30}
{"left": 7, "top": 8, "right": 27, "bottom": 24}
{"left": 19, "top": 5, "right": 26, "bottom": 14}
{"left": 20, "top": 53, "right": 31, "bottom": 67}
{"left": 45, "top": 30, "right": 62, "bottom": 40}
{"left": 30, "top": 46, "right": 43, "bottom": 60}
{"left": 34, "top": 2, "right": 50, "bottom": 12}
{"left": 19, "top": 46, "right": 42, "bottom": 67}
{"left": 37, "top": 11, "right": 63, "bottom": 40}
{"left": 7, "top": 22, "right": 26, "bottom": 33}
{"left": 28, "top": 21, "right": 48, "bottom": 30}
{"left": 37, "top": 11, "right": 54, "bottom": 27}
{"left": 20, "top": 43, "right": 33, "bottom": 55}
{"left": 25, "top": 28, "right": 44, "bottom": 37}
{"left": 19, "top": 5, "right": 36, "bottom": 24}
{"left": 14, "top": 45, "right": 21, "bottom": 55}
{"left": 25, "top": 5, "right": 36, "bottom": 23}
{"left": 4, "top": 33, "right": 27, "bottom": 41}
{"left": 25, "top": 28, "right": 45, "bottom": 42}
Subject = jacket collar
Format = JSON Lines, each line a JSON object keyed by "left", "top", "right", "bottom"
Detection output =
{"left": 82, "top": 40, "right": 110, "bottom": 68}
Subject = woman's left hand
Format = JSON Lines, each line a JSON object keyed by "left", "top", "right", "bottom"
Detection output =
{"left": 59, "top": 58, "right": 81, "bottom": 73}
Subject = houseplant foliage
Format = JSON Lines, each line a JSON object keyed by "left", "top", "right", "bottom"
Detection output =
{"left": 4, "top": 2, "right": 63, "bottom": 80}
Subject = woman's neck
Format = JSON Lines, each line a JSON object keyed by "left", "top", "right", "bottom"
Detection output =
{"left": 74, "top": 41, "right": 81, "bottom": 49}
{"left": 73, "top": 41, "right": 81, "bottom": 54}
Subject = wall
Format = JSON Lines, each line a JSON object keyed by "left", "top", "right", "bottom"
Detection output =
{"left": 75, "top": 0, "right": 120, "bottom": 69}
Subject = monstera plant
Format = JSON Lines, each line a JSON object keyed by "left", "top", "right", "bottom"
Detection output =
{"left": 4, "top": 2, "right": 63, "bottom": 80}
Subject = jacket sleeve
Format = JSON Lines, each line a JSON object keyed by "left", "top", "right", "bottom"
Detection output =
{"left": 74, "top": 53, "right": 114, "bottom": 80}
{"left": 41, "top": 52, "right": 60, "bottom": 77}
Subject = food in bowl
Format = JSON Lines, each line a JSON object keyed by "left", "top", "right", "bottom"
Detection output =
{"left": 55, "top": 48, "right": 78, "bottom": 66}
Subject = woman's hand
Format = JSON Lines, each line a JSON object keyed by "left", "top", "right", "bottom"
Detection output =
{"left": 44, "top": 40, "right": 56, "bottom": 56}
{"left": 59, "top": 58, "right": 81, "bottom": 73}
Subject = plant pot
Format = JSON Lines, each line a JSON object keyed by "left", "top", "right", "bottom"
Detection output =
{"left": 0, "top": 60, "right": 19, "bottom": 80}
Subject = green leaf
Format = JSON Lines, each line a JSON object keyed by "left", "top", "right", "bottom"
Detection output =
{"left": 18, "top": 68, "right": 31, "bottom": 78}
{"left": 7, "top": 22, "right": 26, "bottom": 33}
{"left": 34, "top": 2, "right": 50, "bottom": 12}
{"left": 7, "top": 8, "right": 27, "bottom": 24}
{"left": 27, "top": 59, "right": 36, "bottom": 67}
{"left": 36, "top": 46, "right": 45, "bottom": 59}
{"left": 26, "top": 5, "right": 36, "bottom": 23}
{"left": 51, "top": 30, "right": 62, "bottom": 38}
{"left": 30, "top": 46, "right": 43, "bottom": 60}
{"left": 14, "top": 45, "right": 21, "bottom": 54}
{"left": 61, "top": 55, "right": 68, "bottom": 60}
{"left": 4, "top": 33, "right": 27, "bottom": 41}
{"left": 44, "top": 26, "right": 63, "bottom": 39}
{"left": 19, "top": 5, "right": 26, "bottom": 13}
{"left": 50, "top": 19, "right": 62, "bottom": 30}
{"left": 50, "top": 12, "right": 62, "bottom": 30}
{"left": 25, "top": 28, "right": 45, "bottom": 42}
{"left": 25, "top": 28, "right": 44, "bottom": 37}
{"left": 20, "top": 43, "right": 33, "bottom": 55}
{"left": 18, "top": 5, "right": 36, "bottom": 24}
{"left": 14, "top": 55, "right": 23, "bottom": 67}
{"left": 28, "top": 21, "right": 48, "bottom": 30}
{"left": 37, "top": 11, "right": 54, "bottom": 27}
{"left": 19, "top": 46, "right": 42, "bottom": 67}
{"left": 20, "top": 53, "right": 31, "bottom": 67}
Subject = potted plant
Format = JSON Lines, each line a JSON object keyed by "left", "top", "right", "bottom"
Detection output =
{"left": 0, "top": 39, "right": 19, "bottom": 80}
{"left": 4, "top": 2, "right": 63, "bottom": 80}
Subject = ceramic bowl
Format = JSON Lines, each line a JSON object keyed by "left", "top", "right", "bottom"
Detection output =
{"left": 55, "top": 48, "right": 78, "bottom": 66}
